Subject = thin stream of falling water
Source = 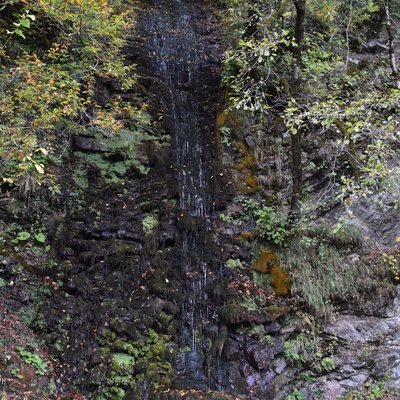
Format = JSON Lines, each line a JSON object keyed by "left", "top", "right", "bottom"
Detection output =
{"left": 135, "top": 0, "right": 222, "bottom": 388}
{"left": 146, "top": 0, "right": 211, "bottom": 219}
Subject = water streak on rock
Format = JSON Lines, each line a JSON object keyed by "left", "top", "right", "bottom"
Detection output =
{"left": 145, "top": 0, "right": 211, "bottom": 217}
{"left": 137, "top": 0, "right": 222, "bottom": 388}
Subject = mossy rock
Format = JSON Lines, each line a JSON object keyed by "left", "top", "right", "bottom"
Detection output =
{"left": 252, "top": 250, "right": 278, "bottom": 273}
{"left": 270, "top": 266, "right": 291, "bottom": 296}
{"left": 244, "top": 175, "right": 260, "bottom": 190}
{"left": 142, "top": 213, "right": 159, "bottom": 235}
{"left": 252, "top": 251, "right": 292, "bottom": 296}
{"left": 112, "top": 340, "right": 136, "bottom": 356}
{"left": 266, "top": 304, "right": 290, "bottom": 321}
{"left": 110, "top": 386, "right": 126, "bottom": 399}
{"left": 111, "top": 353, "right": 135, "bottom": 370}
{"left": 218, "top": 304, "right": 248, "bottom": 325}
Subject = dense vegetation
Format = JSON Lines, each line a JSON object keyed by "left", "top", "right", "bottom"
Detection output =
{"left": 218, "top": 0, "right": 400, "bottom": 217}
{"left": 215, "top": 0, "right": 400, "bottom": 320}
{"left": 0, "top": 0, "right": 148, "bottom": 197}
{"left": 2, "top": 0, "right": 399, "bottom": 234}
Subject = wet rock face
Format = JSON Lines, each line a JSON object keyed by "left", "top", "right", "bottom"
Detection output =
{"left": 35, "top": 0, "right": 290, "bottom": 396}
{"left": 36, "top": 1, "right": 245, "bottom": 398}
{"left": 126, "top": 0, "right": 231, "bottom": 213}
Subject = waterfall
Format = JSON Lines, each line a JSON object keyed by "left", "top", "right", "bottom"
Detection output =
{"left": 144, "top": 0, "right": 211, "bottom": 218}
{"left": 135, "top": 0, "right": 223, "bottom": 390}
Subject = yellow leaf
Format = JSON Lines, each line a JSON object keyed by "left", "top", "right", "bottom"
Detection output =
{"left": 36, "top": 147, "right": 49, "bottom": 155}
{"left": 34, "top": 163, "right": 45, "bottom": 174}
{"left": 396, "top": 237, "right": 400, "bottom": 242}
{"left": 3, "top": 177, "right": 13, "bottom": 183}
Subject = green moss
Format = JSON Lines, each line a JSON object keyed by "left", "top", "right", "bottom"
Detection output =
{"left": 270, "top": 266, "right": 291, "bottom": 296}
{"left": 17, "top": 304, "right": 38, "bottom": 327}
{"left": 100, "top": 329, "right": 116, "bottom": 344}
{"left": 244, "top": 175, "right": 260, "bottom": 190}
{"left": 236, "top": 173, "right": 260, "bottom": 193}
{"left": 71, "top": 128, "right": 153, "bottom": 188}
{"left": 16, "top": 282, "right": 52, "bottom": 329}
{"left": 109, "top": 386, "right": 125, "bottom": 399}
{"left": 71, "top": 167, "right": 89, "bottom": 189}
{"left": 247, "top": 323, "right": 266, "bottom": 338}
{"left": 75, "top": 152, "right": 141, "bottom": 185}
{"left": 111, "top": 353, "right": 135, "bottom": 368}
{"left": 99, "top": 347, "right": 111, "bottom": 356}
{"left": 155, "top": 310, "right": 173, "bottom": 330}
{"left": 266, "top": 304, "right": 289, "bottom": 320}
{"left": 107, "top": 371, "right": 132, "bottom": 386}
{"left": 252, "top": 250, "right": 278, "bottom": 273}
{"left": 253, "top": 270, "right": 273, "bottom": 289}
{"left": 225, "top": 258, "right": 244, "bottom": 269}
{"left": 95, "top": 328, "right": 175, "bottom": 399}
{"left": 142, "top": 214, "right": 158, "bottom": 235}
{"left": 230, "top": 141, "right": 260, "bottom": 193}
{"left": 112, "top": 340, "right": 136, "bottom": 356}
{"left": 252, "top": 251, "right": 291, "bottom": 295}
{"left": 240, "top": 296, "right": 258, "bottom": 312}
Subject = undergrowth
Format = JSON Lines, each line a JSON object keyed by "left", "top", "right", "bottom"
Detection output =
{"left": 340, "top": 380, "right": 400, "bottom": 399}
{"left": 278, "top": 221, "right": 394, "bottom": 320}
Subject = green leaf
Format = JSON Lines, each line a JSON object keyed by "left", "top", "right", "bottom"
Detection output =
{"left": 35, "top": 232, "right": 46, "bottom": 243}
{"left": 20, "top": 18, "right": 30, "bottom": 28}
{"left": 14, "top": 29, "right": 25, "bottom": 39}
{"left": 17, "top": 231, "right": 31, "bottom": 241}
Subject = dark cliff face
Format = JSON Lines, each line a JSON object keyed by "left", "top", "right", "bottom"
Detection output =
{"left": 35, "top": 1, "right": 283, "bottom": 397}
{"left": 34, "top": 0, "right": 245, "bottom": 398}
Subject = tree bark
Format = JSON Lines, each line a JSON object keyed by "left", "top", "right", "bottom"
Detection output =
{"left": 288, "top": 0, "right": 306, "bottom": 220}
{"left": 384, "top": 0, "right": 400, "bottom": 89}
{"left": 293, "top": 0, "right": 306, "bottom": 75}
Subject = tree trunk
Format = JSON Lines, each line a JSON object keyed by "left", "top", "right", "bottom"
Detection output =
{"left": 288, "top": 0, "right": 306, "bottom": 220}
{"left": 384, "top": 0, "right": 400, "bottom": 89}
{"left": 292, "top": 0, "right": 306, "bottom": 78}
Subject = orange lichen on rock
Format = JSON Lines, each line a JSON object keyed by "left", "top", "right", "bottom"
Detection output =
{"left": 230, "top": 141, "right": 260, "bottom": 194}
{"left": 252, "top": 250, "right": 278, "bottom": 273}
{"left": 270, "top": 265, "right": 291, "bottom": 296}
{"left": 252, "top": 251, "right": 291, "bottom": 296}
{"left": 240, "top": 231, "right": 254, "bottom": 240}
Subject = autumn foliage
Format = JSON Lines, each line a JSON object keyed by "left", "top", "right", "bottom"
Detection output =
{"left": 0, "top": 0, "right": 143, "bottom": 195}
